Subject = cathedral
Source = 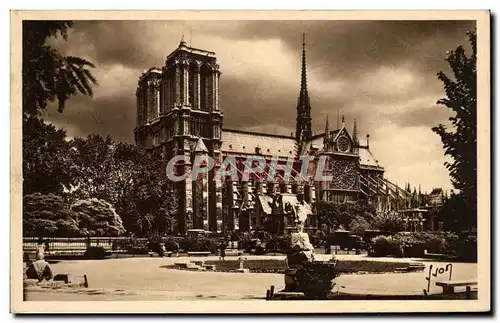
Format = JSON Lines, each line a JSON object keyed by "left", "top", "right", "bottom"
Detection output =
{"left": 134, "top": 36, "right": 434, "bottom": 234}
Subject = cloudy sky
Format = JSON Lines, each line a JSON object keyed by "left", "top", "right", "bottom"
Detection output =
{"left": 44, "top": 19, "right": 476, "bottom": 193}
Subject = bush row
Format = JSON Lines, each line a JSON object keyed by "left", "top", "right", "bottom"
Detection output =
{"left": 110, "top": 233, "right": 294, "bottom": 254}
{"left": 369, "top": 232, "right": 477, "bottom": 261}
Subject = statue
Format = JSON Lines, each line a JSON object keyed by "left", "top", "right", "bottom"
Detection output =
{"left": 236, "top": 256, "right": 249, "bottom": 273}
{"left": 287, "top": 199, "right": 314, "bottom": 262}
{"left": 238, "top": 257, "right": 246, "bottom": 270}
{"left": 283, "top": 193, "right": 338, "bottom": 299}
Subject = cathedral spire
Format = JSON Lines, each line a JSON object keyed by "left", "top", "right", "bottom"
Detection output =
{"left": 179, "top": 34, "right": 187, "bottom": 47}
{"left": 323, "top": 115, "right": 330, "bottom": 146}
{"left": 300, "top": 32, "right": 308, "bottom": 98}
{"left": 352, "top": 118, "right": 359, "bottom": 145}
{"left": 296, "top": 32, "right": 312, "bottom": 143}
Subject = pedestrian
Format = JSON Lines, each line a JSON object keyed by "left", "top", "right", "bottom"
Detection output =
{"left": 44, "top": 240, "right": 50, "bottom": 255}
{"left": 36, "top": 240, "right": 45, "bottom": 261}
{"left": 219, "top": 240, "right": 227, "bottom": 261}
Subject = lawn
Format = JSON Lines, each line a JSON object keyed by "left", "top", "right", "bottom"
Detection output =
{"left": 203, "top": 259, "right": 412, "bottom": 274}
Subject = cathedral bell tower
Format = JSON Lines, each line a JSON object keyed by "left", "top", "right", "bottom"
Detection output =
{"left": 296, "top": 33, "right": 313, "bottom": 144}
{"left": 163, "top": 38, "right": 224, "bottom": 233}
{"left": 135, "top": 37, "right": 224, "bottom": 233}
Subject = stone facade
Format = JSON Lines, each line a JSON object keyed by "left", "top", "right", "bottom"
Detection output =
{"left": 134, "top": 37, "right": 423, "bottom": 234}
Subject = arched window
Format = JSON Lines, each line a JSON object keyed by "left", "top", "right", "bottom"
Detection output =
{"left": 200, "top": 65, "right": 211, "bottom": 111}
{"left": 188, "top": 62, "right": 197, "bottom": 107}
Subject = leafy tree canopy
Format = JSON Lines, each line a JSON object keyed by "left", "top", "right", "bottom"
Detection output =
{"left": 23, "top": 193, "right": 79, "bottom": 237}
{"left": 22, "top": 116, "right": 72, "bottom": 195}
{"left": 23, "top": 20, "right": 97, "bottom": 116}
{"left": 432, "top": 30, "right": 477, "bottom": 231}
{"left": 71, "top": 198, "right": 126, "bottom": 236}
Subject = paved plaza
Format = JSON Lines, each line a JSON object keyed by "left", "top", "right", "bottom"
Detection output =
{"left": 24, "top": 255, "right": 477, "bottom": 301}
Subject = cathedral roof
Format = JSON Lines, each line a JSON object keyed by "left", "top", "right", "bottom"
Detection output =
{"left": 359, "top": 147, "right": 380, "bottom": 168}
{"left": 303, "top": 132, "right": 383, "bottom": 169}
{"left": 221, "top": 129, "right": 297, "bottom": 157}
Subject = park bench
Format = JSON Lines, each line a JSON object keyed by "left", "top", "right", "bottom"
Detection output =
{"left": 435, "top": 280, "right": 478, "bottom": 294}
{"left": 187, "top": 251, "right": 211, "bottom": 257}
{"left": 224, "top": 249, "right": 242, "bottom": 256}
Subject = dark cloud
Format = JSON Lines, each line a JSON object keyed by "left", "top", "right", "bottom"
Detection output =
{"left": 234, "top": 20, "right": 476, "bottom": 80}
{"left": 45, "top": 94, "right": 136, "bottom": 142}
{"left": 387, "top": 104, "right": 454, "bottom": 129}
{"left": 37, "top": 19, "right": 479, "bottom": 191}
{"left": 57, "top": 21, "right": 166, "bottom": 69}
{"left": 45, "top": 19, "right": 475, "bottom": 142}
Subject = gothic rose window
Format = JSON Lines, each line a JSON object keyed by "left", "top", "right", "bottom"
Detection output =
{"left": 337, "top": 135, "right": 351, "bottom": 153}
{"left": 329, "top": 158, "right": 357, "bottom": 190}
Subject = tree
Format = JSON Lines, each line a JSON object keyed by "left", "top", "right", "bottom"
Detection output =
{"left": 23, "top": 193, "right": 79, "bottom": 237}
{"left": 71, "top": 198, "right": 126, "bottom": 236}
{"left": 22, "top": 116, "right": 72, "bottom": 195}
{"left": 316, "top": 200, "right": 376, "bottom": 233}
{"left": 22, "top": 21, "right": 97, "bottom": 116}
{"left": 432, "top": 31, "right": 477, "bottom": 231}
{"left": 67, "top": 134, "right": 116, "bottom": 201}
{"left": 349, "top": 216, "right": 371, "bottom": 236}
{"left": 66, "top": 135, "right": 178, "bottom": 236}
{"left": 372, "top": 211, "right": 406, "bottom": 233}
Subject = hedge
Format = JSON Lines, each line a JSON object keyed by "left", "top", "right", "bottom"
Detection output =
{"left": 369, "top": 232, "right": 474, "bottom": 259}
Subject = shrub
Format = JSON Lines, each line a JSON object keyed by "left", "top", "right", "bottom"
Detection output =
{"left": 372, "top": 211, "right": 406, "bottom": 233}
{"left": 71, "top": 198, "right": 126, "bottom": 236}
{"left": 163, "top": 236, "right": 180, "bottom": 252}
{"left": 349, "top": 216, "right": 371, "bottom": 236}
{"left": 84, "top": 246, "right": 108, "bottom": 259}
{"left": 391, "top": 232, "right": 456, "bottom": 257}
{"left": 370, "top": 235, "right": 398, "bottom": 257}
{"left": 456, "top": 235, "right": 477, "bottom": 262}
{"left": 179, "top": 236, "right": 219, "bottom": 253}
{"left": 443, "top": 233, "right": 477, "bottom": 261}
{"left": 125, "top": 238, "right": 149, "bottom": 254}
{"left": 265, "top": 235, "right": 290, "bottom": 253}
{"left": 308, "top": 235, "right": 324, "bottom": 248}
{"left": 23, "top": 193, "right": 79, "bottom": 237}
{"left": 369, "top": 232, "right": 460, "bottom": 258}
{"left": 296, "top": 262, "right": 339, "bottom": 299}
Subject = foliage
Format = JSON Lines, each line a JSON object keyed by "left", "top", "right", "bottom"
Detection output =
{"left": 163, "top": 236, "right": 181, "bottom": 252}
{"left": 179, "top": 236, "right": 219, "bottom": 252}
{"left": 23, "top": 193, "right": 79, "bottom": 237}
{"left": 316, "top": 201, "right": 376, "bottom": 233}
{"left": 84, "top": 246, "right": 108, "bottom": 259}
{"left": 67, "top": 135, "right": 178, "bottom": 236}
{"left": 296, "top": 262, "right": 339, "bottom": 299}
{"left": 265, "top": 234, "right": 290, "bottom": 253}
{"left": 369, "top": 235, "right": 398, "bottom": 257}
{"left": 349, "top": 216, "right": 371, "bottom": 236}
{"left": 371, "top": 211, "right": 406, "bottom": 233}
{"left": 432, "top": 31, "right": 477, "bottom": 232}
{"left": 22, "top": 20, "right": 97, "bottom": 116}
{"left": 441, "top": 232, "right": 477, "bottom": 262}
{"left": 439, "top": 191, "right": 475, "bottom": 233}
{"left": 370, "top": 232, "right": 460, "bottom": 258}
{"left": 70, "top": 198, "right": 126, "bottom": 236}
{"left": 22, "top": 116, "right": 72, "bottom": 195}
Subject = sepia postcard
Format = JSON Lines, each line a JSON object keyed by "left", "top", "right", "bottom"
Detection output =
{"left": 10, "top": 10, "right": 491, "bottom": 314}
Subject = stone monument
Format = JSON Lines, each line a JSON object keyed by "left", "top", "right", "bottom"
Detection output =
{"left": 283, "top": 196, "right": 338, "bottom": 299}
{"left": 235, "top": 256, "right": 249, "bottom": 273}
